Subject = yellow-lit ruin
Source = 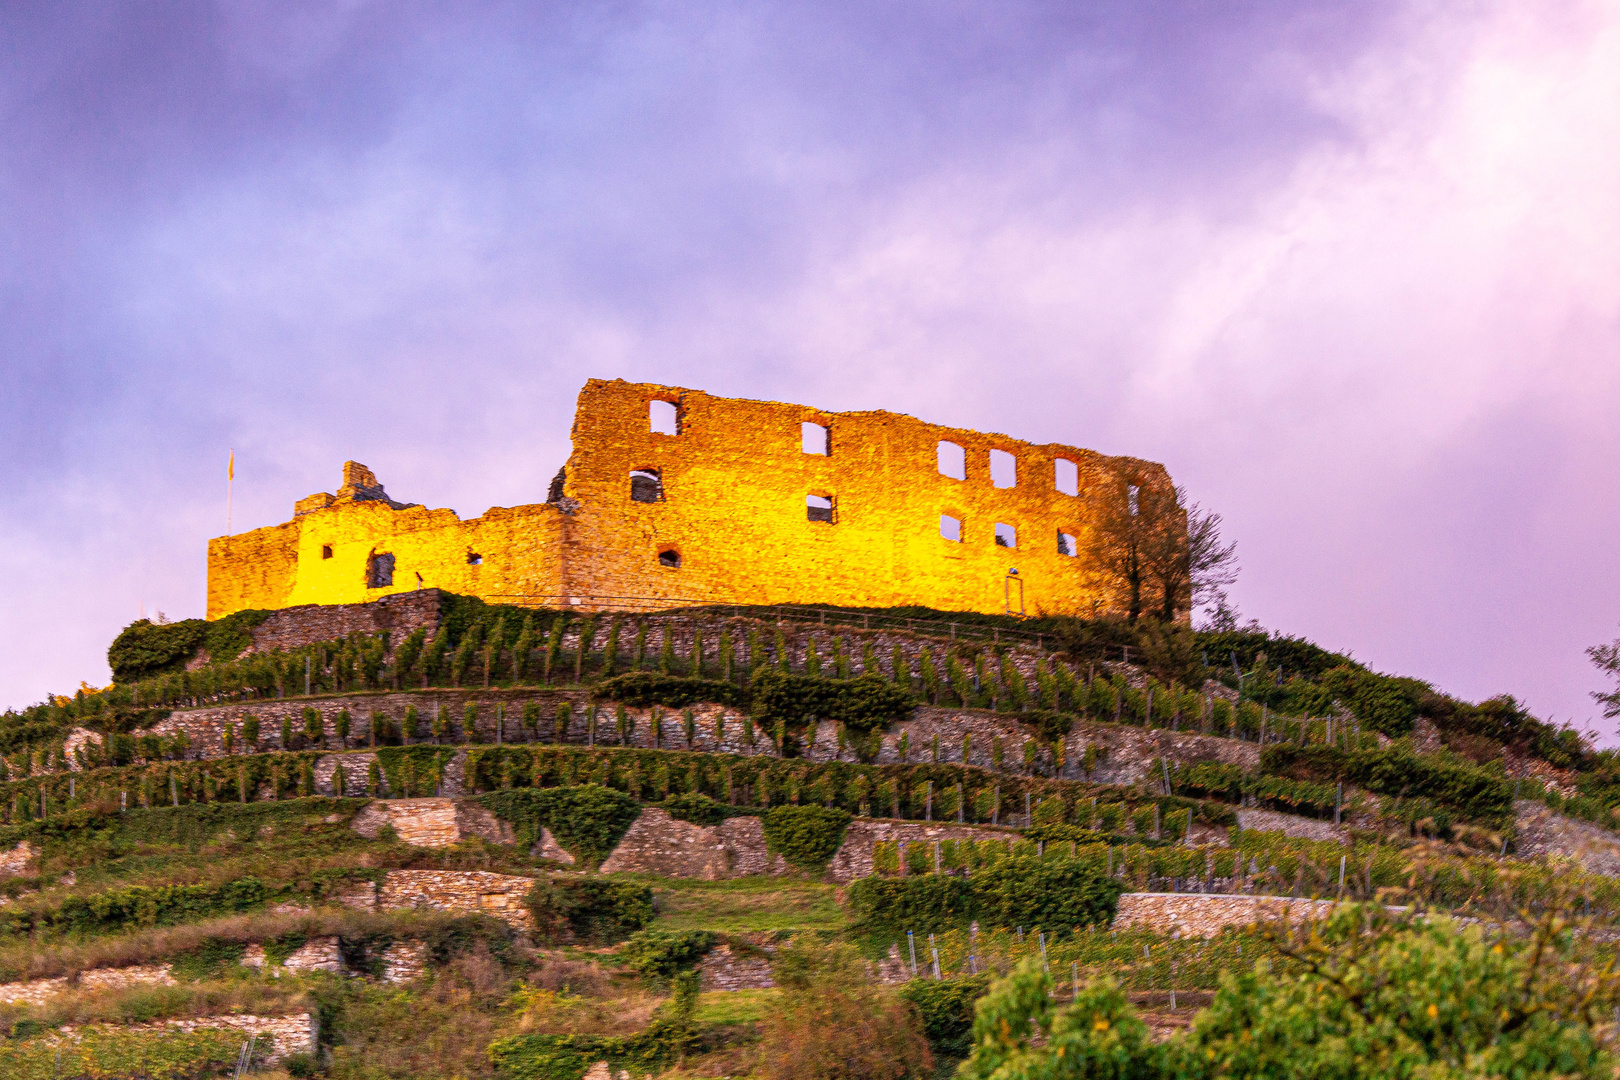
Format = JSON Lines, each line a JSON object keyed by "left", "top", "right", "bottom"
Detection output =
{"left": 207, "top": 379, "right": 1177, "bottom": 619}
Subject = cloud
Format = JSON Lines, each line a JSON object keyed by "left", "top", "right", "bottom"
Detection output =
{"left": 1, "top": 0, "right": 1618, "bottom": 737}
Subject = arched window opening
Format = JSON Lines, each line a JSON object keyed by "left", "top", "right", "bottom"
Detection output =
{"left": 649, "top": 399, "right": 679, "bottom": 435}
{"left": 1057, "top": 532, "right": 1077, "bottom": 557}
{"left": 937, "top": 441, "right": 966, "bottom": 480}
{"left": 467, "top": 550, "right": 483, "bottom": 565}
{"left": 990, "top": 449, "right": 1017, "bottom": 488}
{"left": 802, "top": 422, "right": 829, "bottom": 456}
{"left": 940, "top": 515, "right": 963, "bottom": 542}
{"left": 630, "top": 469, "right": 663, "bottom": 503}
{"left": 1054, "top": 458, "right": 1078, "bottom": 496}
{"left": 807, "top": 494, "right": 834, "bottom": 523}
{"left": 658, "top": 549, "right": 681, "bottom": 568}
{"left": 994, "top": 523, "right": 1017, "bottom": 548}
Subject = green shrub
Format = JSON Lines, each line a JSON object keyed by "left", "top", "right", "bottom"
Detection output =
{"left": 848, "top": 875, "right": 977, "bottom": 936}
{"left": 594, "top": 672, "right": 735, "bottom": 708}
{"left": 524, "top": 876, "right": 655, "bottom": 945}
{"left": 898, "top": 974, "right": 991, "bottom": 1059}
{"left": 849, "top": 856, "right": 1121, "bottom": 937}
{"left": 0, "top": 877, "right": 276, "bottom": 939}
{"left": 1262, "top": 745, "right": 1513, "bottom": 828}
{"left": 972, "top": 855, "right": 1123, "bottom": 932}
{"left": 761, "top": 805, "right": 852, "bottom": 874}
{"left": 749, "top": 671, "right": 914, "bottom": 733}
{"left": 620, "top": 929, "right": 718, "bottom": 982}
{"left": 105, "top": 610, "right": 272, "bottom": 683}
{"left": 477, "top": 784, "right": 643, "bottom": 866}
{"left": 661, "top": 791, "right": 727, "bottom": 827}
{"left": 1317, "top": 665, "right": 1427, "bottom": 737}
{"left": 1022, "top": 710, "right": 1076, "bottom": 743}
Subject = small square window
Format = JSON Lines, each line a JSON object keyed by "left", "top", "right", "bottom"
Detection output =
{"left": 807, "top": 494, "right": 834, "bottom": 523}
{"left": 937, "top": 441, "right": 966, "bottom": 480}
{"left": 649, "top": 399, "right": 678, "bottom": 435}
{"left": 940, "top": 515, "right": 962, "bottom": 542}
{"left": 802, "top": 422, "right": 829, "bottom": 456}
{"left": 1058, "top": 531, "right": 1077, "bottom": 557}
{"left": 659, "top": 549, "right": 681, "bottom": 568}
{"left": 321, "top": 545, "right": 333, "bottom": 560}
{"left": 990, "top": 449, "right": 1017, "bottom": 488}
{"left": 467, "top": 551, "right": 483, "bottom": 565}
{"left": 994, "top": 523, "right": 1017, "bottom": 548}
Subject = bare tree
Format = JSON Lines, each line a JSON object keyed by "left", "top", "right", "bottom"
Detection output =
{"left": 1090, "top": 475, "right": 1177, "bottom": 621}
{"left": 1137, "top": 486, "right": 1240, "bottom": 623}
{"left": 1588, "top": 629, "right": 1620, "bottom": 719}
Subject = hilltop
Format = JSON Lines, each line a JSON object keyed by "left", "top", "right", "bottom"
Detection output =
{"left": 0, "top": 593, "right": 1617, "bottom": 1078}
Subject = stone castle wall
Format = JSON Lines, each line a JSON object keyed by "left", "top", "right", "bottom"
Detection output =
{"left": 207, "top": 379, "right": 1178, "bottom": 620}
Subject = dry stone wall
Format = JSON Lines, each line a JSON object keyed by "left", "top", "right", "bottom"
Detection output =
{"left": 598, "top": 808, "right": 774, "bottom": 879}
{"left": 1113, "top": 893, "right": 1342, "bottom": 938}
{"left": 376, "top": 869, "right": 535, "bottom": 930}
{"left": 0, "top": 841, "right": 35, "bottom": 877}
{"left": 53, "top": 1014, "right": 317, "bottom": 1065}
{"left": 0, "top": 964, "right": 174, "bottom": 1006}
{"left": 1513, "top": 799, "right": 1620, "bottom": 877}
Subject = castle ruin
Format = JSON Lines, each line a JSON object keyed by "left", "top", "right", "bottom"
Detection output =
{"left": 207, "top": 379, "right": 1176, "bottom": 619}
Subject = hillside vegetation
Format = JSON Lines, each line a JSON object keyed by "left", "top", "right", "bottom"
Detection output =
{"left": 0, "top": 598, "right": 1615, "bottom": 1078}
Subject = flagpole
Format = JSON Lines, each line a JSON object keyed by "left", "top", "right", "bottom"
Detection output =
{"left": 227, "top": 450, "right": 234, "bottom": 536}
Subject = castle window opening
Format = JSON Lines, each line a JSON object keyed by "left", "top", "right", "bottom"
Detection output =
{"left": 658, "top": 549, "right": 681, "bottom": 568}
{"left": 649, "top": 399, "right": 679, "bottom": 435}
{"left": 630, "top": 469, "right": 664, "bottom": 503}
{"left": 321, "top": 545, "right": 333, "bottom": 560}
{"left": 1058, "top": 531, "right": 1077, "bottom": 557}
{"left": 802, "top": 422, "right": 829, "bottom": 456}
{"left": 990, "top": 449, "right": 1017, "bottom": 488}
{"left": 1055, "top": 458, "right": 1078, "bottom": 496}
{"left": 807, "top": 494, "right": 834, "bottom": 523}
{"left": 940, "top": 514, "right": 963, "bottom": 542}
{"left": 467, "top": 550, "right": 483, "bottom": 565}
{"left": 937, "top": 441, "right": 966, "bottom": 480}
{"left": 994, "top": 523, "right": 1017, "bottom": 548}
{"left": 367, "top": 552, "right": 396, "bottom": 588}
{"left": 1128, "top": 484, "right": 1140, "bottom": 515}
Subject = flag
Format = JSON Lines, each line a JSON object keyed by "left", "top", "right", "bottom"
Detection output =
{"left": 228, "top": 451, "right": 234, "bottom": 482}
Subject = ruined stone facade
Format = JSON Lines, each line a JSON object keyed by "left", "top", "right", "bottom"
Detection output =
{"left": 208, "top": 379, "right": 1177, "bottom": 620}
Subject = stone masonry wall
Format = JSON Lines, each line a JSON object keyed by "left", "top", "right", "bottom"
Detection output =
{"left": 51, "top": 1014, "right": 318, "bottom": 1065}
{"left": 1113, "top": 893, "right": 1342, "bottom": 938}
{"left": 208, "top": 379, "right": 1179, "bottom": 620}
{"left": 376, "top": 869, "right": 536, "bottom": 930}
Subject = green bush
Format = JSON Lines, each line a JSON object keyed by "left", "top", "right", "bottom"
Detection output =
{"left": 848, "top": 876, "right": 977, "bottom": 936}
{"left": 0, "top": 877, "right": 275, "bottom": 939}
{"left": 749, "top": 671, "right": 914, "bottom": 733}
{"left": 594, "top": 672, "right": 735, "bottom": 708}
{"left": 477, "top": 784, "right": 643, "bottom": 866}
{"left": 848, "top": 855, "right": 1121, "bottom": 937}
{"left": 661, "top": 791, "right": 727, "bottom": 827}
{"left": 1261, "top": 744, "right": 1513, "bottom": 828}
{"left": 105, "top": 610, "right": 273, "bottom": 683}
{"left": 761, "top": 805, "right": 852, "bottom": 874}
{"left": 1022, "top": 710, "right": 1076, "bottom": 743}
{"left": 620, "top": 929, "right": 718, "bottom": 982}
{"left": 899, "top": 974, "right": 991, "bottom": 1059}
{"left": 1316, "top": 665, "right": 1427, "bottom": 737}
{"left": 972, "top": 855, "right": 1123, "bottom": 933}
{"left": 524, "top": 877, "right": 655, "bottom": 945}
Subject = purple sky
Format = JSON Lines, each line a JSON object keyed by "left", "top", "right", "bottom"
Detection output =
{"left": 4, "top": 1, "right": 1619, "bottom": 739}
